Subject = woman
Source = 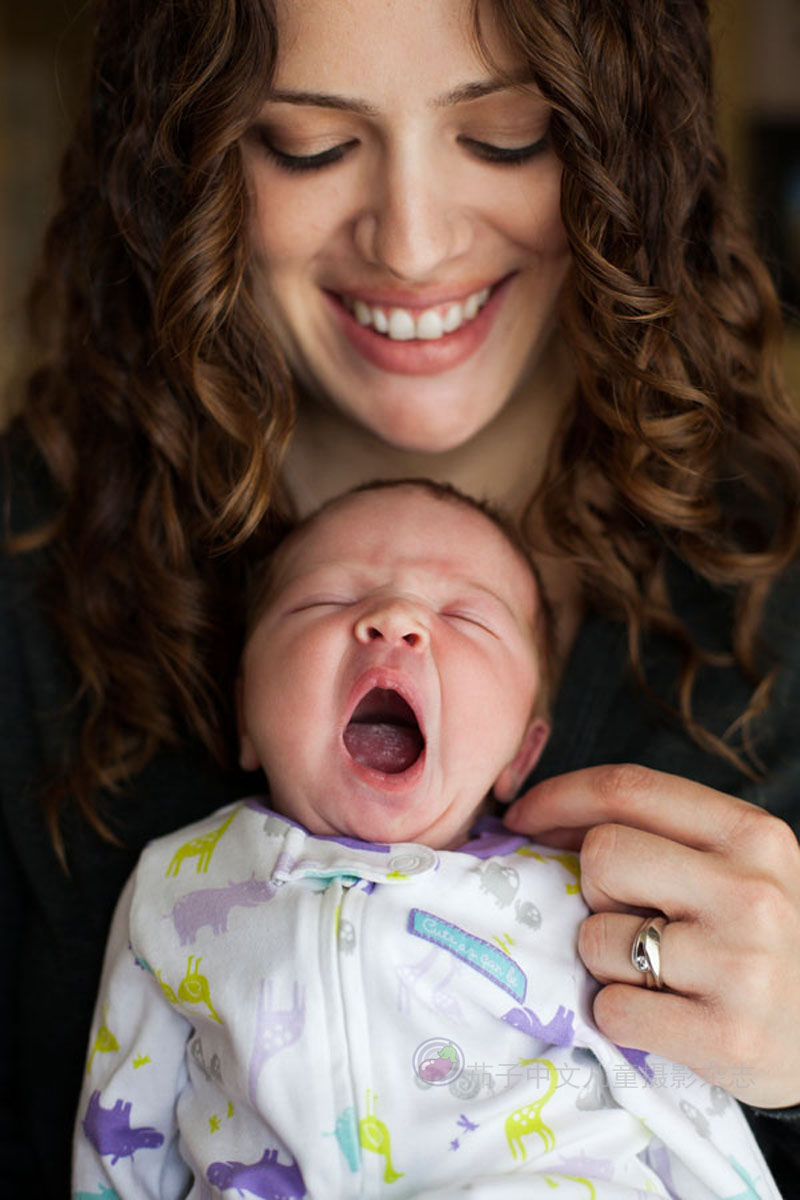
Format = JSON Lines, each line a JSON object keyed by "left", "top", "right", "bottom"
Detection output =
{"left": 2, "top": 0, "right": 799, "bottom": 1194}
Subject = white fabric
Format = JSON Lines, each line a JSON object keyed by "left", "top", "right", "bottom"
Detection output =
{"left": 72, "top": 799, "right": 781, "bottom": 1199}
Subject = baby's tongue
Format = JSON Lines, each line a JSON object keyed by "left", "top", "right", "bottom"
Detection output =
{"left": 343, "top": 722, "right": 422, "bottom": 773}
{"left": 343, "top": 688, "right": 423, "bottom": 774}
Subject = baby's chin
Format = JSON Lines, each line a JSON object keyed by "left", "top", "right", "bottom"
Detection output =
{"left": 269, "top": 757, "right": 490, "bottom": 849}
{"left": 276, "top": 794, "right": 483, "bottom": 851}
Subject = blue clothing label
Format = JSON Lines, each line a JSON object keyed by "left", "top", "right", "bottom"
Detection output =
{"left": 408, "top": 908, "right": 527, "bottom": 1003}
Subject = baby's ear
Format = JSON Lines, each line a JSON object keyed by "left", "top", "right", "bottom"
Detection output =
{"left": 236, "top": 676, "right": 261, "bottom": 772}
{"left": 492, "top": 718, "right": 550, "bottom": 803}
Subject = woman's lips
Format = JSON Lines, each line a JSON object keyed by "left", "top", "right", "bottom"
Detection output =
{"left": 325, "top": 274, "right": 514, "bottom": 377}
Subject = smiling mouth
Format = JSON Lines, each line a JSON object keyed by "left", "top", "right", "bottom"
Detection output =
{"left": 339, "top": 283, "right": 497, "bottom": 342}
{"left": 343, "top": 688, "right": 425, "bottom": 774}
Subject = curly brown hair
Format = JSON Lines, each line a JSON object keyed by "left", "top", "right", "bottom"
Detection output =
{"left": 8, "top": 0, "right": 800, "bottom": 855}
{"left": 476, "top": 0, "right": 800, "bottom": 766}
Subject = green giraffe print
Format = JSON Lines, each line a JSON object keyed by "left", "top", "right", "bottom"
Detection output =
{"left": 505, "top": 1058, "right": 559, "bottom": 1160}
{"left": 359, "top": 1090, "right": 403, "bottom": 1183}
{"left": 544, "top": 1175, "right": 597, "bottom": 1198}
{"left": 165, "top": 807, "right": 238, "bottom": 877}
{"left": 158, "top": 956, "right": 223, "bottom": 1024}
{"left": 86, "top": 1008, "right": 119, "bottom": 1074}
{"left": 157, "top": 970, "right": 179, "bottom": 1003}
{"left": 516, "top": 847, "right": 581, "bottom": 894}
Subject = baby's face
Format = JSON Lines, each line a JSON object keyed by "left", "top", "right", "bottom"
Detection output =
{"left": 239, "top": 486, "right": 547, "bottom": 849}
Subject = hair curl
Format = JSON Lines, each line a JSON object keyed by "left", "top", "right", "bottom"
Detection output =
{"left": 7, "top": 0, "right": 800, "bottom": 855}
{"left": 14, "top": 0, "right": 294, "bottom": 851}
{"left": 477, "top": 0, "right": 800, "bottom": 767}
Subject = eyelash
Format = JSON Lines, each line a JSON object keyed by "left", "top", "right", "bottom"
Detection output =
{"left": 259, "top": 134, "right": 549, "bottom": 174}
{"left": 444, "top": 612, "right": 496, "bottom": 637}
{"left": 263, "top": 142, "right": 356, "bottom": 174}
{"left": 459, "top": 134, "right": 550, "bottom": 166}
{"left": 288, "top": 599, "right": 350, "bottom": 614}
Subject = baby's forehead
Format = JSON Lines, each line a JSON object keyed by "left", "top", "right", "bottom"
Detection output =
{"left": 270, "top": 487, "right": 539, "bottom": 608}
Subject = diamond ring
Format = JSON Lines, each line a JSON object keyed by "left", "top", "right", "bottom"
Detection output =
{"left": 631, "top": 916, "right": 667, "bottom": 989}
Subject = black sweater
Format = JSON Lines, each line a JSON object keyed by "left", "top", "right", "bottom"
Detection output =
{"left": 2, "top": 429, "right": 798, "bottom": 1197}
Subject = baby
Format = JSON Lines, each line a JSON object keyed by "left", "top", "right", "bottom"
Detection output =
{"left": 72, "top": 481, "right": 779, "bottom": 1200}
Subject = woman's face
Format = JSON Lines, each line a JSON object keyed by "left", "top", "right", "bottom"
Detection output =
{"left": 241, "top": 0, "right": 571, "bottom": 454}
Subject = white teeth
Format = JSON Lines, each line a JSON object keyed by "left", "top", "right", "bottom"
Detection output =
{"left": 387, "top": 309, "right": 416, "bottom": 341}
{"left": 416, "top": 309, "right": 444, "bottom": 340}
{"left": 442, "top": 303, "right": 463, "bottom": 333}
{"left": 345, "top": 285, "right": 492, "bottom": 341}
{"left": 463, "top": 292, "right": 480, "bottom": 320}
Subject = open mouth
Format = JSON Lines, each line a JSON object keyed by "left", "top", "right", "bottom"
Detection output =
{"left": 341, "top": 286, "right": 493, "bottom": 342}
{"left": 343, "top": 687, "right": 425, "bottom": 775}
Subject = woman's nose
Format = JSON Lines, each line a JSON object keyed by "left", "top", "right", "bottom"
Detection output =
{"left": 353, "top": 600, "right": 430, "bottom": 649}
{"left": 352, "top": 145, "right": 472, "bottom": 280}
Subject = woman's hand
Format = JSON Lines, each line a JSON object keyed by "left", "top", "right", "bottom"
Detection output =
{"left": 504, "top": 764, "right": 800, "bottom": 1109}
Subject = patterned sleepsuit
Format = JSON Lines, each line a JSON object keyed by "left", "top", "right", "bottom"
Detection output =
{"left": 72, "top": 799, "right": 781, "bottom": 1199}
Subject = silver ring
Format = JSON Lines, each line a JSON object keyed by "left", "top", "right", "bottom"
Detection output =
{"left": 631, "top": 916, "right": 667, "bottom": 989}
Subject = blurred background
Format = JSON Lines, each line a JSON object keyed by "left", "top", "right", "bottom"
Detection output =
{"left": 1, "top": 0, "right": 799, "bottom": 424}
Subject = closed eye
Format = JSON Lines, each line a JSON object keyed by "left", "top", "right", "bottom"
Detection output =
{"left": 287, "top": 598, "right": 352, "bottom": 614}
{"left": 459, "top": 134, "right": 550, "bottom": 166}
{"left": 256, "top": 136, "right": 358, "bottom": 174}
{"left": 442, "top": 611, "right": 499, "bottom": 638}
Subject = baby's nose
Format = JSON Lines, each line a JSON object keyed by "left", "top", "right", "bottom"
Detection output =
{"left": 354, "top": 600, "right": 429, "bottom": 649}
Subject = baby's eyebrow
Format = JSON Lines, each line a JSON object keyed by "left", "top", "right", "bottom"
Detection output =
{"left": 277, "top": 565, "right": 353, "bottom": 596}
{"left": 453, "top": 579, "right": 519, "bottom": 617}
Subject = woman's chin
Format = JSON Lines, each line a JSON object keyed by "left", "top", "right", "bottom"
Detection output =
{"left": 327, "top": 388, "right": 502, "bottom": 457}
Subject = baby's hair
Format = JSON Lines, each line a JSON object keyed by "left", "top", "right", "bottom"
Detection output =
{"left": 245, "top": 478, "right": 556, "bottom": 710}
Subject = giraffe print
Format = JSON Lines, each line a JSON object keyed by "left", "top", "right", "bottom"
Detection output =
{"left": 359, "top": 1091, "right": 403, "bottom": 1184}
{"left": 505, "top": 1058, "right": 559, "bottom": 1160}
{"left": 248, "top": 980, "right": 305, "bottom": 1104}
{"left": 515, "top": 847, "right": 581, "bottom": 895}
{"left": 395, "top": 946, "right": 439, "bottom": 1013}
{"left": 165, "top": 808, "right": 238, "bottom": 877}
{"left": 158, "top": 957, "right": 223, "bottom": 1024}
{"left": 430, "top": 962, "right": 468, "bottom": 1026}
{"left": 544, "top": 1175, "right": 596, "bottom": 1198}
{"left": 86, "top": 1008, "right": 119, "bottom": 1074}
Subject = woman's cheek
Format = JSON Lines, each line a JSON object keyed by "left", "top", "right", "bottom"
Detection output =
{"left": 246, "top": 164, "right": 344, "bottom": 272}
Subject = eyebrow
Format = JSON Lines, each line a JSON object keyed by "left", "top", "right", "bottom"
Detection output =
{"left": 267, "top": 74, "right": 534, "bottom": 118}
{"left": 463, "top": 580, "right": 521, "bottom": 616}
{"left": 278, "top": 567, "right": 521, "bottom": 618}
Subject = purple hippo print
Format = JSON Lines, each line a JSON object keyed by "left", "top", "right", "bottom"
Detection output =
{"left": 502, "top": 1004, "right": 575, "bottom": 1047}
{"left": 206, "top": 1146, "right": 306, "bottom": 1199}
{"left": 168, "top": 874, "right": 278, "bottom": 945}
{"left": 82, "top": 1091, "right": 164, "bottom": 1164}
